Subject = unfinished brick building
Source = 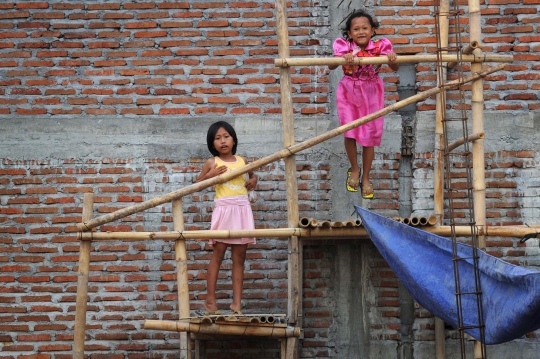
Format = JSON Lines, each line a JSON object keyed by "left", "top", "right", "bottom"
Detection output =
{"left": 1, "top": 0, "right": 539, "bottom": 358}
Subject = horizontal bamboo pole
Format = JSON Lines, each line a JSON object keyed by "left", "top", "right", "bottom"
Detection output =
{"left": 447, "top": 132, "right": 484, "bottom": 152}
{"left": 78, "top": 224, "right": 540, "bottom": 241}
{"left": 274, "top": 54, "right": 512, "bottom": 67}
{"left": 144, "top": 320, "right": 301, "bottom": 338}
{"left": 77, "top": 64, "right": 505, "bottom": 232}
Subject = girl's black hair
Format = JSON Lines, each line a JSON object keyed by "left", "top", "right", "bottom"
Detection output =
{"left": 206, "top": 121, "right": 238, "bottom": 156}
{"left": 341, "top": 10, "right": 379, "bottom": 41}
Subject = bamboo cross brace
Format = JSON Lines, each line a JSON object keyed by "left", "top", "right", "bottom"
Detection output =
{"left": 77, "top": 64, "right": 505, "bottom": 231}
{"left": 274, "top": 54, "right": 513, "bottom": 67}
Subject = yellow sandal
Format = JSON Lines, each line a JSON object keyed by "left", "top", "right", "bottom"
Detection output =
{"left": 346, "top": 168, "right": 360, "bottom": 192}
{"left": 361, "top": 182, "right": 374, "bottom": 199}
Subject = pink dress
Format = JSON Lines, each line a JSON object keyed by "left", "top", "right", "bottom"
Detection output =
{"left": 209, "top": 155, "right": 255, "bottom": 246}
{"left": 333, "top": 37, "right": 394, "bottom": 147}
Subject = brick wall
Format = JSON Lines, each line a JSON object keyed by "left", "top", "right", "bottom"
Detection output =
{"left": 2, "top": 151, "right": 540, "bottom": 356}
{"left": 1, "top": 0, "right": 540, "bottom": 358}
{"left": 0, "top": 1, "right": 538, "bottom": 115}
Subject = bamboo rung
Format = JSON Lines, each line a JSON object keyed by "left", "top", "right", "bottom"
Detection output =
{"left": 144, "top": 320, "right": 301, "bottom": 338}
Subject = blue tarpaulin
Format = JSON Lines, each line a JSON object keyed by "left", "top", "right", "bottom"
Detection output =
{"left": 355, "top": 206, "right": 540, "bottom": 344}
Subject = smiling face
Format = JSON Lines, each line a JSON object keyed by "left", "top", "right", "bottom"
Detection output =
{"left": 347, "top": 16, "right": 374, "bottom": 50}
{"left": 213, "top": 127, "right": 235, "bottom": 157}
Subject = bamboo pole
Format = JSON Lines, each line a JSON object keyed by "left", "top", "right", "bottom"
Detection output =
{"left": 274, "top": 54, "right": 512, "bottom": 67}
{"left": 470, "top": 0, "right": 487, "bottom": 357}
{"left": 76, "top": 64, "right": 505, "bottom": 232}
{"left": 469, "top": 0, "right": 486, "bottom": 253}
{"left": 144, "top": 320, "right": 301, "bottom": 338}
{"left": 77, "top": 224, "right": 540, "bottom": 242}
{"left": 173, "top": 199, "right": 191, "bottom": 359}
{"left": 435, "top": 3, "right": 450, "bottom": 357}
{"left": 448, "top": 41, "right": 480, "bottom": 68}
{"left": 447, "top": 132, "right": 484, "bottom": 152}
{"left": 275, "top": 0, "right": 301, "bottom": 335}
{"left": 73, "top": 192, "right": 94, "bottom": 359}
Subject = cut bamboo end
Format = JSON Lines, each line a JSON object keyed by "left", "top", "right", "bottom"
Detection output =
{"left": 343, "top": 220, "right": 355, "bottom": 228}
{"left": 354, "top": 219, "right": 362, "bottom": 227}
{"left": 320, "top": 220, "right": 331, "bottom": 228}
{"left": 428, "top": 215, "right": 438, "bottom": 226}
{"left": 419, "top": 217, "right": 429, "bottom": 226}
{"left": 410, "top": 217, "right": 420, "bottom": 226}
{"left": 402, "top": 217, "right": 411, "bottom": 225}
{"left": 299, "top": 217, "right": 311, "bottom": 228}
{"left": 331, "top": 221, "right": 343, "bottom": 228}
{"left": 310, "top": 219, "right": 319, "bottom": 228}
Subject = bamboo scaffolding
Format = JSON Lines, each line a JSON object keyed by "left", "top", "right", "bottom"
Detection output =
{"left": 78, "top": 224, "right": 540, "bottom": 242}
{"left": 73, "top": 193, "right": 94, "bottom": 359}
{"left": 447, "top": 132, "right": 484, "bottom": 152}
{"left": 144, "top": 320, "right": 301, "bottom": 338}
{"left": 274, "top": 54, "right": 512, "bottom": 68}
{"left": 76, "top": 64, "right": 505, "bottom": 233}
{"left": 173, "top": 199, "right": 190, "bottom": 359}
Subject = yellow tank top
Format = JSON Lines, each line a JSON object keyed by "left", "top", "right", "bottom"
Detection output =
{"left": 214, "top": 155, "right": 248, "bottom": 199}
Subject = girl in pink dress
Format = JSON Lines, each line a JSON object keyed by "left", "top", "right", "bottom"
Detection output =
{"left": 195, "top": 121, "right": 258, "bottom": 316}
{"left": 329, "top": 10, "right": 399, "bottom": 198}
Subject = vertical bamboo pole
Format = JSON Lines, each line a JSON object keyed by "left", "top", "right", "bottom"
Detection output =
{"left": 73, "top": 192, "right": 94, "bottom": 359}
{"left": 173, "top": 199, "right": 191, "bottom": 359}
{"left": 469, "top": 0, "right": 486, "bottom": 357}
{"left": 434, "top": 2, "right": 449, "bottom": 357}
{"left": 468, "top": 0, "right": 485, "bottom": 251}
{"left": 275, "top": 0, "right": 301, "bottom": 357}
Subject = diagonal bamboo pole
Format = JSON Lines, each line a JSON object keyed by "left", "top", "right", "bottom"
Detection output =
{"left": 76, "top": 64, "right": 505, "bottom": 232}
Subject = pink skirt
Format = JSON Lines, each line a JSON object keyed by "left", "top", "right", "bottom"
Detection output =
{"left": 209, "top": 195, "right": 255, "bottom": 246}
{"left": 336, "top": 75, "right": 385, "bottom": 147}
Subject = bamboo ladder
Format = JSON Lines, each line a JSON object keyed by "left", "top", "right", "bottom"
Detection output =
{"left": 72, "top": 1, "right": 515, "bottom": 358}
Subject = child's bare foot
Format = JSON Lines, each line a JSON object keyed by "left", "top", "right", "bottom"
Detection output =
{"left": 204, "top": 302, "right": 218, "bottom": 312}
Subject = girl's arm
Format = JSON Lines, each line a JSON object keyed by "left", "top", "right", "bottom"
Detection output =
{"left": 241, "top": 157, "right": 258, "bottom": 191}
{"left": 195, "top": 158, "right": 227, "bottom": 183}
{"left": 386, "top": 51, "right": 399, "bottom": 72}
{"left": 329, "top": 38, "right": 351, "bottom": 71}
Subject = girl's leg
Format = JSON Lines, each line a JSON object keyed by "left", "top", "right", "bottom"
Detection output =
{"left": 205, "top": 242, "right": 227, "bottom": 311}
{"left": 230, "top": 244, "right": 248, "bottom": 312}
{"left": 344, "top": 137, "right": 360, "bottom": 184}
{"left": 361, "top": 146, "right": 375, "bottom": 190}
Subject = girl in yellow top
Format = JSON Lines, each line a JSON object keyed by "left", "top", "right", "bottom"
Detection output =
{"left": 195, "top": 121, "right": 258, "bottom": 316}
